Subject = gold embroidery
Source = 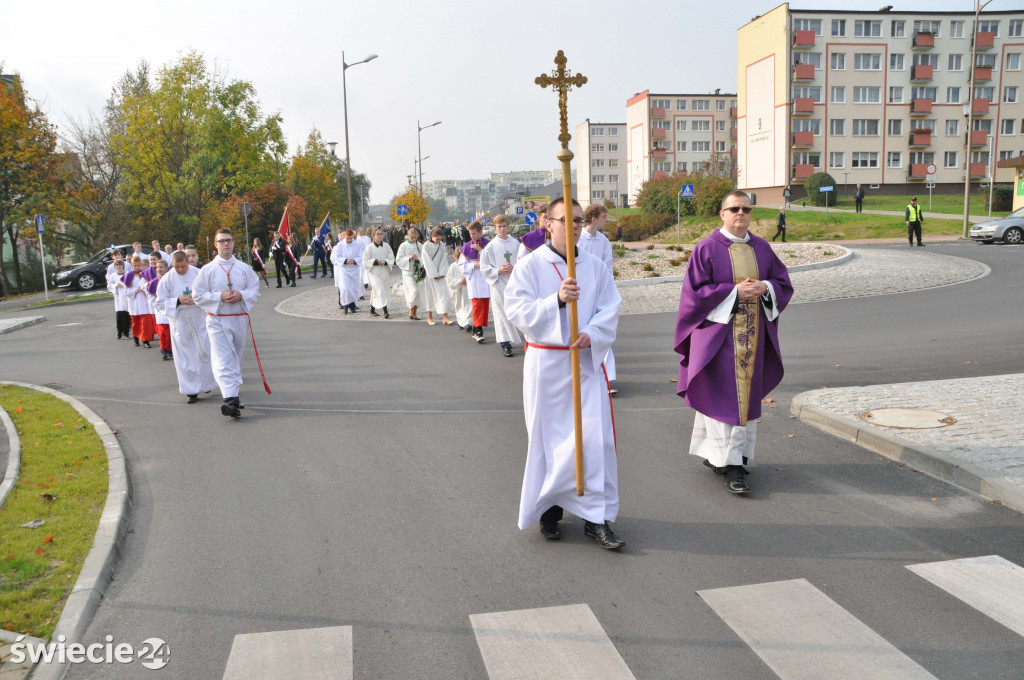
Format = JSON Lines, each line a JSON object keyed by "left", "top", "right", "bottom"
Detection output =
{"left": 727, "top": 243, "right": 760, "bottom": 425}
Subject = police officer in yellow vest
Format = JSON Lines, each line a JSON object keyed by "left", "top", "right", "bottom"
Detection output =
{"left": 905, "top": 197, "right": 924, "bottom": 247}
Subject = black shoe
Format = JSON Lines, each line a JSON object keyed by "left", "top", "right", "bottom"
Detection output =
{"left": 290, "top": 281, "right": 297, "bottom": 287}
{"left": 221, "top": 397, "right": 241, "bottom": 418}
{"left": 134, "top": 338, "right": 140, "bottom": 347}
{"left": 723, "top": 466, "right": 750, "bottom": 494}
{"left": 502, "top": 346, "right": 513, "bottom": 357}
{"left": 383, "top": 306, "right": 390, "bottom": 319}
{"left": 539, "top": 521, "right": 561, "bottom": 540}
{"left": 311, "top": 276, "right": 317, "bottom": 279}
{"left": 584, "top": 521, "right": 625, "bottom": 550}
{"left": 162, "top": 353, "right": 172, "bottom": 361}
{"left": 917, "top": 242, "right": 925, "bottom": 247}
{"left": 142, "top": 341, "right": 152, "bottom": 348}
{"left": 186, "top": 394, "right": 198, "bottom": 404}
{"left": 344, "top": 307, "right": 349, "bottom": 315}
{"left": 276, "top": 283, "right": 282, "bottom": 288}
{"left": 464, "top": 325, "right": 473, "bottom": 333}
{"left": 370, "top": 308, "right": 380, "bottom": 317}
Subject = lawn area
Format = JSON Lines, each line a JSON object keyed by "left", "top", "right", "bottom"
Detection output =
{"left": 0, "top": 386, "right": 107, "bottom": 640}
{"left": 799, "top": 191, "right": 1000, "bottom": 216}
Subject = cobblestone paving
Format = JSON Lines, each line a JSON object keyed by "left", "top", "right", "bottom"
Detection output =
{"left": 801, "top": 374, "right": 1024, "bottom": 490}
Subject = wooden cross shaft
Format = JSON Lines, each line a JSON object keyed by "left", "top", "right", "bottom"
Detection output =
{"left": 535, "top": 50, "right": 587, "bottom": 150}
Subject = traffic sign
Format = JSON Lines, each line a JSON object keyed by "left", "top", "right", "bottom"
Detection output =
{"left": 34, "top": 214, "right": 44, "bottom": 234}
{"left": 680, "top": 184, "right": 695, "bottom": 199}
{"left": 926, "top": 163, "right": 937, "bottom": 175}
{"left": 819, "top": 186, "right": 834, "bottom": 192}
{"left": 525, "top": 211, "right": 537, "bottom": 225}
{"left": 240, "top": 202, "right": 251, "bottom": 216}
{"left": 397, "top": 204, "right": 409, "bottom": 216}
{"left": 516, "top": 207, "right": 524, "bottom": 215}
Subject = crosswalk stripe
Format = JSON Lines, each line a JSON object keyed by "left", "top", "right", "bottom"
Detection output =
{"left": 221, "top": 626, "right": 352, "bottom": 680}
{"left": 470, "top": 603, "right": 636, "bottom": 680}
{"left": 907, "top": 555, "right": 1024, "bottom": 637}
{"left": 699, "top": 578, "right": 937, "bottom": 680}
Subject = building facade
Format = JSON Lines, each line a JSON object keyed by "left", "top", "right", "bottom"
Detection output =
{"left": 575, "top": 120, "right": 628, "bottom": 207}
{"left": 737, "top": 4, "right": 1024, "bottom": 204}
{"left": 625, "top": 90, "right": 738, "bottom": 206}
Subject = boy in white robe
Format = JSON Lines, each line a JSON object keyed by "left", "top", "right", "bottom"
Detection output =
{"left": 580, "top": 204, "right": 618, "bottom": 394}
{"left": 458, "top": 222, "right": 490, "bottom": 343}
{"left": 421, "top": 227, "right": 453, "bottom": 325}
{"left": 505, "top": 197, "right": 624, "bottom": 550}
{"left": 192, "top": 228, "right": 261, "bottom": 418}
{"left": 355, "top": 228, "right": 371, "bottom": 292}
{"left": 362, "top": 228, "right": 395, "bottom": 318}
{"left": 395, "top": 227, "right": 426, "bottom": 320}
{"left": 480, "top": 214, "right": 523, "bottom": 357}
{"left": 332, "top": 230, "right": 363, "bottom": 314}
{"left": 156, "top": 251, "right": 217, "bottom": 403}
{"left": 445, "top": 256, "right": 472, "bottom": 330}
{"left": 107, "top": 259, "right": 131, "bottom": 340}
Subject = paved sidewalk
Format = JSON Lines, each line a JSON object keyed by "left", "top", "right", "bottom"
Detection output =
{"left": 0, "top": 316, "right": 45, "bottom": 336}
{"left": 793, "top": 374, "right": 1024, "bottom": 515}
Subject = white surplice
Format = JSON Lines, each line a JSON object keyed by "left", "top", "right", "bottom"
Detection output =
{"left": 362, "top": 241, "right": 394, "bottom": 308}
{"left": 191, "top": 255, "right": 260, "bottom": 399}
{"left": 578, "top": 229, "right": 617, "bottom": 381}
{"left": 124, "top": 272, "right": 149, "bottom": 317}
{"left": 107, "top": 270, "right": 128, "bottom": 312}
{"left": 458, "top": 250, "right": 490, "bottom": 300}
{"left": 356, "top": 235, "right": 371, "bottom": 286}
{"left": 444, "top": 261, "right": 472, "bottom": 327}
{"left": 480, "top": 235, "right": 523, "bottom": 346}
{"left": 396, "top": 240, "right": 426, "bottom": 308}
{"left": 331, "top": 239, "right": 363, "bottom": 307}
{"left": 156, "top": 266, "right": 217, "bottom": 396}
{"left": 505, "top": 246, "right": 622, "bottom": 529}
{"left": 420, "top": 240, "right": 452, "bottom": 314}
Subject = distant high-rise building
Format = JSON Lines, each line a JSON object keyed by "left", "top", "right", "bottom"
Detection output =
{"left": 575, "top": 120, "right": 627, "bottom": 208}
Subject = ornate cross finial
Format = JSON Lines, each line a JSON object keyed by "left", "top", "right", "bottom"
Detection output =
{"left": 535, "top": 50, "right": 587, "bottom": 150}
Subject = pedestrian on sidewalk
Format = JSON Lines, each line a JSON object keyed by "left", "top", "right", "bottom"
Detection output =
{"left": 772, "top": 208, "right": 787, "bottom": 242}
{"left": 854, "top": 184, "right": 865, "bottom": 213}
{"left": 906, "top": 197, "right": 925, "bottom": 246}
{"left": 782, "top": 185, "right": 792, "bottom": 208}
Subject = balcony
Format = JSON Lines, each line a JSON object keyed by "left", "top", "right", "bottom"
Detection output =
{"left": 730, "top": 128, "right": 737, "bottom": 139}
{"left": 972, "top": 98, "right": 990, "bottom": 115}
{"left": 652, "top": 148, "right": 667, "bottom": 159}
{"left": 969, "top": 162, "right": 987, "bottom": 178}
{"left": 909, "top": 163, "right": 931, "bottom": 179}
{"left": 911, "top": 64, "right": 933, "bottom": 81}
{"left": 793, "top": 164, "right": 814, "bottom": 180}
{"left": 793, "top": 97, "right": 815, "bottom": 115}
{"left": 793, "top": 30, "right": 816, "bottom": 49}
{"left": 730, "top": 148, "right": 737, "bottom": 157}
{"left": 793, "top": 63, "right": 816, "bottom": 80}
{"left": 974, "top": 31, "right": 995, "bottom": 50}
{"left": 910, "top": 98, "right": 932, "bottom": 115}
{"left": 652, "top": 128, "right": 666, "bottom": 139}
{"left": 729, "top": 106, "right": 737, "bottom": 118}
{"left": 971, "top": 130, "right": 989, "bottom": 146}
{"left": 912, "top": 32, "right": 935, "bottom": 49}
{"left": 652, "top": 106, "right": 666, "bottom": 118}
{"left": 909, "top": 130, "right": 932, "bottom": 146}
{"left": 792, "top": 131, "right": 814, "bottom": 147}
{"left": 974, "top": 66, "right": 992, "bottom": 82}
{"left": 653, "top": 170, "right": 668, "bottom": 180}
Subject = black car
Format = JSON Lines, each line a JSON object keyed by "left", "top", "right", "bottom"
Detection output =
{"left": 51, "top": 245, "right": 155, "bottom": 291}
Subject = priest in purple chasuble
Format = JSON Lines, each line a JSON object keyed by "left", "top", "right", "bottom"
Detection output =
{"left": 673, "top": 190, "right": 793, "bottom": 494}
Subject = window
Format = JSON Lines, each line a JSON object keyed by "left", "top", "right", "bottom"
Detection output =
{"left": 651, "top": 98, "right": 671, "bottom": 108}
{"left": 676, "top": 120, "right": 687, "bottom": 131}
{"left": 591, "top": 190, "right": 605, "bottom": 199}
{"left": 608, "top": 127, "right": 618, "bottom": 135}
{"left": 911, "top": 87, "right": 937, "bottom": 101}
{"left": 855, "top": 20, "right": 881, "bottom": 37}
{"left": 676, "top": 141, "right": 687, "bottom": 152}
{"left": 830, "top": 119, "right": 845, "bottom": 136}
{"left": 793, "top": 119, "right": 821, "bottom": 134}
{"left": 947, "top": 87, "right": 961, "bottom": 104}
{"left": 795, "top": 18, "right": 822, "bottom": 35}
{"left": 975, "top": 53, "right": 996, "bottom": 69}
{"left": 653, "top": 120, "right": 671, "bottom": 130}
{"left": 793, "top": 152, "right": 821, "bottom": 167}
{"left": 591, "top": 143, "right": 605, "bottom": 152}
{"left": 891, "top": 20, "right": 905, "bottom": 38}
{"left": 910, "top": 119, "right": 935, "bottom": 132}
{"left": 887, "top": 152, "right": 902, "bottom": 168}
{"left": 831, "top": 53, "right": 846, "bottom": 70}
{"left": 591, "top": 128, "right": 604, "bottom": 136}
{"left": 652, "top": 161, "right": 671, "bottom": 171}
{"left": 716, "top": 120, "right": 726, "bottom": 131}
{"left": 693, "top": 141, "right": 710, "bottom": 152}
{"left": 945, "top": 120, "right": 959, "bottom": 136}
{"left": 888, "top": 87, "right": 904, "bottom": 104}
{"left": 1000, "top": 150, "right": 1015, "bottom": 161}
{"left": 971, "top": 151, "right": 990, "bottom": 165}
{"left": 973, "top": 119, "right": 993, "bottom": 133}
{"left": 608, "top": 143, "right": 618, "bottom": 152}
{"left": 888, "top": 119, "right": 903, "bottom": 136}
{"left": 853, "top": 119, "right": 879, "bottom": 136}
{"left": 801, "top": 53, "right": 822, "bottom": 70}
{"left": 1011, "top": 20, "right": 1023, "bottom": 37}
{"left": 1007, "top": 54, "right": 1021, "bottom": 71}
{"left": 609, "top": 174, "right": 619, "bottom": 183}
{"left": 610, "top": 189, "right": 619, "bottom": 199}
{"left": 692, "top": 120, "right": 711, "bottom": 131}
{"left": 1002, "top": 119, "right": 1016, "bottom": 135}
{"left": 854, "top": 53, "right": 881, "bottom": 70}
{"left": 829, "top": 152, "right": 845, "bottom": 168}
{"left": 950, "top": 20, "right": 964, "bottom": 38}
{"left": 608, "top": 159, "right": 619, "bottom": 167}
{"left": 948, "top": 54, "right": 963, "bottom": 71}
{"left": 852, "top": 152, "right": 879, "bottom": 168}
{"left": 854, "top": 86, "right": 881, "bottom": 103}
{"left": 793, "top": 86, "right": 821, "bottom": 102}
{"left": 890, "top": 53, "right": 905, "bottom": 71}
{"left": 832, "top": 19, "right": 846, "bottom": 37}
{"left": 591, "top": 159, "right": 605, "bottom": 168}
{"left": 676, "top": 100, "right": 687, "bottom": 110}
{"left": 653, "top": 141, "right": 670, "bottom": 150}
{"left": 1005, "top": 87, "right": 1019, "bottom": 104}
{"left": 944, "top": 151, "right": 959, "bottom": 167}
{"left": 977, "top": 20, "right": 999, "bottom": 37}
{"left": 913, "top": 20, "right": 940, "bottom": 37}
{"left": 909, "top": 152, "right": 935, "bottom": 165}
{"left": 975, "top": 86, "right": 996, "bottom": 102}
{"left": 693, "top": 100, "right": 710, "bottom": 111}
{"left": 716, "top": 100, "right": 726, "bottom": 111}
{"left": 831, "top": 86, "right": 846, "bottom": 103}
{"left": 676, "top": 162, "right": 687, "bottom": 173}
{"left": 716, "top": 141, "right": 727, "bottom": 152}
{"left": 591, "top": 175, "right": 605, "bottom": 183}
{"left": 913, "top": 53, "right": 939, "bottom": 70}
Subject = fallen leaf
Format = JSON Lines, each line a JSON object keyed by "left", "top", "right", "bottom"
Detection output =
{"left": 787, "top": 434, "right": 796, "bottom": 438}
{"left": 5, "top": 624, "right": 15, "bottom": 632}
{"left": 40, "top": 493, "right": 57, "bottom": 502}
{"left": 42, "top": 535, "right": 53, "bottom": 543}
{"left": 964, "top": 361, "right": 971, "bottom": 364}
{"left": 931, "top": 498, "right": 938, "bottom": 502}
{"left": 14, "top": 407, "right": 23, "bottom": 414}
{"left": 668, "top": 378, "right": 677, "bottom": 383}
{"left": 774, "top": 467, "right": 789, "bottom": 472}
{"left": 34, "top": 548, "right": 45, "bottom": 556}
{"left": 898, "top": 462, "right": 905, "bottom": 467}
{"left": 993, "top": 499, "right": 1002, "bottom": 505}
{"left": 835, "top": 364, "right": 842, "bottom": 367}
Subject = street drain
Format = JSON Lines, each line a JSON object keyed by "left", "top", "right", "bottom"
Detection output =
{"left": 47, "top": 382, "right": 70, "bottom": 391}
{"left": 860, "top": 408, "right": 956, "bottom": 429}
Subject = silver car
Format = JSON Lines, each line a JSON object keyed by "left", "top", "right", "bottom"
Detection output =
{"left": 969, "top": 207, "right": 1024, "bottom": 244}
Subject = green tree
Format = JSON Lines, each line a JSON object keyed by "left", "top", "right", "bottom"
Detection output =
{"left": 805, "top": 172, "right": 838, "bottom": 207}
{"left": 287, "top": 129, "right": 346, "bottom": 230}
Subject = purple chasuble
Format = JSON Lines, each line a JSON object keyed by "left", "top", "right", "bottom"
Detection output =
{"left": 460, "top": 237, "right": 489, "bottom": 261}
{"left": 519, "top": 227, "right": 547, "bottom": 252}
{"left": 673, "top": 230, "right": 793, "bottom": 426}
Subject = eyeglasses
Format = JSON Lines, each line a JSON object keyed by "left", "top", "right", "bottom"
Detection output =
{"left": 724, "top": 206, "right": 753, "bottom": 214}
{"left": 215, "top": 239, "right": 234, "bottom": 244}
{"left": 549, "top": 217, "right": 585, "bottom": 226}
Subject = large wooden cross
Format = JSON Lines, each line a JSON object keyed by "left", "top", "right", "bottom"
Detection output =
{"left": 535, "top": 50, "right": 587, "bottom": 151}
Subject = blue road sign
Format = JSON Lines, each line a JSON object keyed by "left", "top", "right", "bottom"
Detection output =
{"left": 525, "top": 211, "right": 537, "bottom": 225}
{"left": 397, "top": 204, "right": 409, "bottom": 216}
{"left": 35, "top": 214, "right": 45, "bottom": 234}
{"left": 516, "top": 207, "right": 524, "bottom": 215}
{"left": 819, "top": 186, "right": 834, "bottom": 192}
{"left": 680, "top": 184, "right": 695, "bottom": 199}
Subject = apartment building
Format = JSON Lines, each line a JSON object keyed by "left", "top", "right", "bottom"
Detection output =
{"left": 575, "top": 120, "right": 628, "bottom": 207}
{"left": 737, "top": 4, "right": 1024, "bottom": 204}
{"left": 625, "top": 90, "right": 738, "bottom": 206}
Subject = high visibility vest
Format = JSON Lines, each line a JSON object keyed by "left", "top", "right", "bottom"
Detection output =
{"left": 907, "top": 204, "right": 922, "bottom": 222}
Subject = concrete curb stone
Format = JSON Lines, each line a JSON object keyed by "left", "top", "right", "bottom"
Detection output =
{"left": 0, "top": 317, "right": 46, "bottom": 336}
{"left": 0, "top": 407, "right": 20, "bottom": 509}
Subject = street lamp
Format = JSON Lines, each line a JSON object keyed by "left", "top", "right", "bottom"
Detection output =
{"left": 417, "top": 120, "right": 442, "bottom": 196}
{"left": 342, "top": 52, "right": 378, "bottom": 232}
{"left": 963, "top": 0, "right": 992, "bottom": 238}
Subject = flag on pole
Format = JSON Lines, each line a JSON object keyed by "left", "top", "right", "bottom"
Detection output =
{"left": 319, "top": 215, "right": 333, "bottom": 252}
{"left": 278, "top": 206, "right": 299, "bottom": 267}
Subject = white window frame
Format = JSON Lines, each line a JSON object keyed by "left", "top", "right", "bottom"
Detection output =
{"left": 887, "top": 151, "right": 902, "bottom": 169}
{"left": 676, "top": 120, "right": 687, "bottom": 132}
{"left": 947, "top": 87, "right": 961, "bottom": 104}
{"left": 854, "top": 86, "right": 881, "bottom": 104}
{"left": 890, "top": 53, "right": 905, "bottom": 71}
{"left": 855, "top": 20, "right": 881, "bottom": 37}
{"left": 1007, "top": 54, "right": 1021, "bottom": 71}
{"left": 853, "top": 119, "right": 880, "bottom": 136}
{"left": 693, "top": 141, "right": 711, "bottom": 152}
{"left": 948, "top": 54, "right": 963, "bottom": 72}
{"left": 676, "top": 141, "right": 687, "bottom": 152}
{"left": 1005, "top": 87, "right": 1019, "bottom": 104}
{"left": 831, "top": 53, "right": 846, "bottom": 70}
{"left": 829, "top": 152, "right": 845, "bottom": 168}
{"left": 832, "top": 19, "right": 846, "bottom": 37}
{"left": 831, "top": 86, "right": 846, "bottom": 104}
{"left": 854, "top": 53, "right": 882, "bottom": 71}
{"left": 945, "top": 119, "right": 960, "bottom": 136}
{"left": 944, "top": 151, "right": 959, "bottom": 168}
{"left": 891, "top": 20, "right": 905, "bottom": 38}
{"left": 1001, "top": 119, "right": 1016, "bottom": 135}
{"left": 950, "top": 20, "right": 965, "bottom": 38}
{"left": 888, "top": 86, "right": 904, "bottom": 104}
{"left": 888, "top": 119, "right": 903, "bottom": 136}
{"left": 830, "top": 118, "right": 845, "bottom": 136}
{"left": 852, "top": 152, "right": 879, "bottom": 168}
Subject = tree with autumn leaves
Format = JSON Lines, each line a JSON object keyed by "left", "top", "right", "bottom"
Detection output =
{"left": 390, "top": 186, "right": 431, "bottom": 226}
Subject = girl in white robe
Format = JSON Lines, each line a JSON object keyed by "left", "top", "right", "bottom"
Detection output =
{"left": 362, "top": 229, "right": 395, "bottom": 318}
{"left": 421, "top": 227, "right": 452, "bottom": 325}
{"left": 395, "top": 228, "right": 426, "bottom": 320}
{"left": 444, "top": 258, "right": 472, "bottom": 330}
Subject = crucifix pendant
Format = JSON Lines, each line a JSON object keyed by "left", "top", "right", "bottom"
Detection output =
{"left": 227, "top": 282, "right": 234, "bottom": 290}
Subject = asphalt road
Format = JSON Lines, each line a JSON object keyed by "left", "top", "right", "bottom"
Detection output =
{"left": 2, "top": 242, "right": 1021, "bottom": 679}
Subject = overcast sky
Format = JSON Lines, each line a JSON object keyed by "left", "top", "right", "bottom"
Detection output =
{"left": 5, "top": 0, "right": 1016, "bottom": 204}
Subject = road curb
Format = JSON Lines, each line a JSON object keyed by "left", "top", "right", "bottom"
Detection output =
{"left": 0, "top": 381, "right": 131, "bottom": 680}
{"left": 0, "top": 406, "right": 20, "bottom": 509}
{"left": 791, "top": 389, "right": 1024, "bottom": 515}
{"left": 2, "top": 295, "right": 110, "bottom": 315}
{"left": 0, "top": 316, "right": 46, "bottom": 336}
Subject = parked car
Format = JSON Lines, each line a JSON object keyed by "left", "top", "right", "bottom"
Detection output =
{"left": 969, "top": 207, "right": 1024, "bottom": 244}
{"left": 51, "top": 245, "right": 155, "bottom": 291}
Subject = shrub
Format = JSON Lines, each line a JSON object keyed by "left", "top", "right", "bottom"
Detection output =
{"left": 990, "top": 184, "right": 1013, "bottom": 212}
{"left": 635, "top": 173, "right": 736, "bottom": 219}
{"left": 618, "top": 213, "right": 673, "bottom": 242}
{"left": 804, "top": 172, "right": 838, "bottom": 207}
{"left": 641, "top": 262, "right": 654, "bottom": 272}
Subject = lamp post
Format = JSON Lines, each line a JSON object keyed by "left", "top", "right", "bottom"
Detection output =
{"left": 417, "top": 120, "right": 442, "bottom": 196}
{"left": 342, "top": 52, "right": 378, "bottom": 233}
{"left": 963, "top": 0, "right": 992, "bottom": 238}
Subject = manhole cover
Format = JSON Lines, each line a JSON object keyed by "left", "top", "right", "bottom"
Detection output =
{"left": 860, "top": 408, "right": 956, "bottom": 429}
{"left": 47, "top": 382, "right": 70, "bottom": 391}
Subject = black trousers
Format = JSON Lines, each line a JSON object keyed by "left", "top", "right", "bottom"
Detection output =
{"left": 541, "top": 505, "right": 563, "bottom": 524}
{"left": 115, "top": 311, "right": 131, "bottom": 337}
{"left": 772, "top": 227, "right": 786, "bottom": 241}
{"left": 274, "top": 256, "right": 293, "bottom": 285}
{"left": 855, "top": 198, "right": 863, "bottom": 212}
{"left": 908, "top": 222, "right": 922, "bottom": 244}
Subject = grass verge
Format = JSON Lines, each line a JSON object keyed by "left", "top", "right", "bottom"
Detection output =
{"left": 0, "top": 385, "right": 107, "bottom": 640}
{"left": 3, "top": 292, "right": 111, "bottom": 313}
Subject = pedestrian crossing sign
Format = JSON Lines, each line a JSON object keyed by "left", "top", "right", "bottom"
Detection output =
{"left": 680, "top": 184, "right": 695, "bottom": 199}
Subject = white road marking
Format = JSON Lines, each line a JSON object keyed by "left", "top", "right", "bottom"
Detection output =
{"left": 222, "top": 626, "right": 352, "bottom": 680}
{"left": 907, "top": 555, "right": 1024, "bottom": 637}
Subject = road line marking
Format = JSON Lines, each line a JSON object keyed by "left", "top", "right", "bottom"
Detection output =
{"left": 907, "top": 555, "right": 1024, "bottom": 637}
{"left": 470, "top": 603, "right": 636, "bottom": 680}
{"left": 699, "top": 578, "right": 937, "bottom": 680}
{"left": 222, "top": 626, "right": 352, "bottom": 680}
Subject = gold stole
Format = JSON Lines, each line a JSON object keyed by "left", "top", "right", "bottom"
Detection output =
{"left": 727, "top": 243, "right": 760, "bottom": 426}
